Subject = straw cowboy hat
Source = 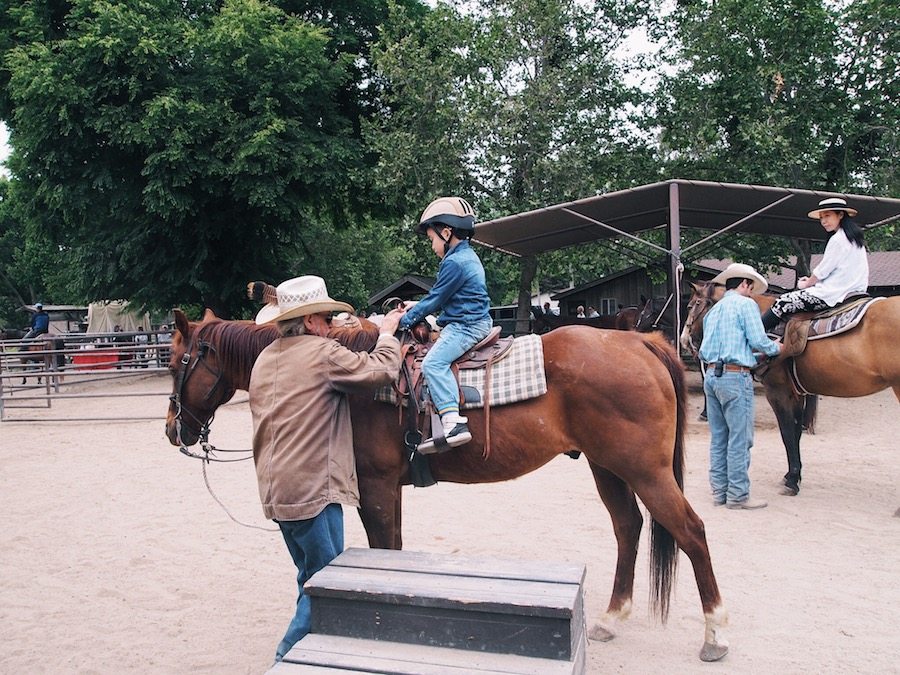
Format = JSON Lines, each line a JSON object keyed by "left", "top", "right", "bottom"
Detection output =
{"left": 254, "top": 275, "right": 354, "bottom": 325}
{"left": 710, "top": 263, "right": 769, "bottom": 295}
{"left": 808, "top": 197, "right": 858, "bottom": 219}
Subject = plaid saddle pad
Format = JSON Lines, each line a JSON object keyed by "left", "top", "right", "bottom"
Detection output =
{"left": 374, "top": 333, "right": 547, "bottom": 409}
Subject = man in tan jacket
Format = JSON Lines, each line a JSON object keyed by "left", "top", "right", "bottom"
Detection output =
{"left": 249, "top": 275, "right": 403, "bottom": 662}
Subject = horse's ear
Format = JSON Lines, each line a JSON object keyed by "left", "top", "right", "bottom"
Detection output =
{"left": 202, "top": 308, "right": 218, "bottom": 322}
{"left": 640, "top": 294, "right": 647, "bottom": 304}
{"left": 173, "top": 309, "right": 191, "bottom": 338}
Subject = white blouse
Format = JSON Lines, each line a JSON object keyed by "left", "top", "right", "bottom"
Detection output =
{"left": 809, "top": 228, "right": 869, "bottom": 305}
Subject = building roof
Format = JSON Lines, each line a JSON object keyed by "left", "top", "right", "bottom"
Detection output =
{"left": 366, "top": 274, "right": 434, "bottom": 307}
{"left": 473, "top": 179, "right": 900, "bottom": 257}
{"left": 694, "top": 250, "right": 900, "bottom": 291}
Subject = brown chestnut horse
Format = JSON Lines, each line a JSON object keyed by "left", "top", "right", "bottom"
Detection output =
{"left": 681, "top": 281, "right": 900, "bottom": 495}
{"left": 164, "top": 309, "right": 728, "bottom": 661}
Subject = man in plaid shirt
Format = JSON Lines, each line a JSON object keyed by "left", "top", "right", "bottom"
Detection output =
{"left": 699, "top": 263, "right": 782, "bottom": 510}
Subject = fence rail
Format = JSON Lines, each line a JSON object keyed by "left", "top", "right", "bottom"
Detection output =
{"left": 0, "top": 330, "right": 174, "bottom": 422}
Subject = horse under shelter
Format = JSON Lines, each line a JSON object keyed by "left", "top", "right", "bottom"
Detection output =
{"left": 473, "top": 179, "right": 900, "bottom": 333}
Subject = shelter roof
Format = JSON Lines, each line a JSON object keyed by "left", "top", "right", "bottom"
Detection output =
{"left": 473, "top": 179, "right": 900, "bottom": 257}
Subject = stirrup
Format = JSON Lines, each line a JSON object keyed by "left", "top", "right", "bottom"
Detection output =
{"left": 416, "top": 423, "right": 472, "bottom": 455}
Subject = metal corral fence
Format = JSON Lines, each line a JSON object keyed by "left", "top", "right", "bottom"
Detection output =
{"left": 0, "top": 330, "right": 174, "bottom": 422}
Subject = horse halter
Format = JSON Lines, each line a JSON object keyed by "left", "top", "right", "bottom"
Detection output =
{"left": 682, "top": 292, "right": 714, "bottom": 355}
{"left": 169, "top": 333, "right": 243, "bottom": 462}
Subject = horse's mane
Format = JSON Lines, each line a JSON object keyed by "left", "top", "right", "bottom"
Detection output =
{"left": 197, "top": 319, "right": 278, "bottom": 378}
{"left": 194, "top": 316, "right": 381, "bottom": 379}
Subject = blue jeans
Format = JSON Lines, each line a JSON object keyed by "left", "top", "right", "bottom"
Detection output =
{"left": 704, "top": 371, "right": 755, "bottom": 504}
{"left": 423, "top": 318, "right": 493, "bottom": 416}
{"left": 274, "top": 503, "right": 344, "bottom": 661}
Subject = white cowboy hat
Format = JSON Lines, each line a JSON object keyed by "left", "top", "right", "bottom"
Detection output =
{"left": 808, "top": 197, "right": 858, "bottom": 219}
{"left": 254, "top": 275, "right": 354, "bottom": 325}
{"left": 710, "top": 263, "right": 769, "bottom": 295}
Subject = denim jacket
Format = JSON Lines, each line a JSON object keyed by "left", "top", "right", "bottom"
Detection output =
{"left": 400, "top": 240, "right": 491, "bottom": 328}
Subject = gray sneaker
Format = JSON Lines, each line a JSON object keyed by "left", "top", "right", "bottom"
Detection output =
{"left": 726, "top": 497, "right": 768, "bottom": 510}
{"left": 417, "top": 423, "right": 472, "bottom": 454}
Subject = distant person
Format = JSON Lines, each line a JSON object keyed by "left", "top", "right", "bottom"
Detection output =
{"left": 586, "top": 306, "right": 600, "bottom": 318}
{"left": 23, "top": 302, "right": 50, "bottom": 339}
{"left": 543, "top": 302, "right": 559, "bottom": 316}
{"left": 699, "top": 263, "right": 782, "bottom": 510}
{"left": 134, "top": 327, "right": 149, "bottom": 368}
{"left": 762, "top": 197, "right": 868, "bottom": 330}
{"left": 576, "top": 305, "right": 586, "bottom": 318}
{"left": 156, "top": 324, "right": 172, "bottom": 367}
{"left": 399, "top": 196, "right": 492, "bottom": 453}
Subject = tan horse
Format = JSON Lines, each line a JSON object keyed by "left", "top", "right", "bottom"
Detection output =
{"left": 681, "top": 281, "right": 900, "bottom": 494}
{"left": 165, "top": 309, "right": 730, "bottom": 661}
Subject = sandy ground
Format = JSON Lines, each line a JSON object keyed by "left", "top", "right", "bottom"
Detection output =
{"left": 1, "top": 368, "right": 898, "bottom": 674}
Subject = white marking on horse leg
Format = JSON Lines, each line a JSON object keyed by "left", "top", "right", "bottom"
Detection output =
{"left": 700, "top": 604, "right": 729, "bottom": 662}
{"left": 588, "top": 599, "right": 632, "bottom": 642}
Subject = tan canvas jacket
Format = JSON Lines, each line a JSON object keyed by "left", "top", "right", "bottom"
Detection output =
{"left": 249, "top": 333, "right": 400, "bottom": 521}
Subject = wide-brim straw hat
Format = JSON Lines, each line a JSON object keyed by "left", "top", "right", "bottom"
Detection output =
{"left": 710, "top": 263, "right": 769, "bottom": 295}
{"left": 808, "top": 197, "right": 857, "bottom": 219}
{"left": 255, "top": 275, "right": 354, "bottom": 325}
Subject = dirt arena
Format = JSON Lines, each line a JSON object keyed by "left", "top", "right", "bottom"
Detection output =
{"left": 1, "top": 370, "right": 898, "bottom": 673}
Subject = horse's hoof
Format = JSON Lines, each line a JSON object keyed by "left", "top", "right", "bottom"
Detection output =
{"left": 781, "top": 484, "right": 799, "bottom": 496}
{"left": 588, "top": 623, "right": 615, "bottom": 642}
{"left": 699, "top": 641, "right": 728, "bottom": 662}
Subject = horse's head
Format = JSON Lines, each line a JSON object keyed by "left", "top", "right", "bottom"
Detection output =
{"left": 635, "top": 295, "right": 676, "bottom": 334}
{"left": 165, "top": 308, "right": 238, "bottom": 447}
{"left": 680, "top": 281, "right": 723, "bottom": 355}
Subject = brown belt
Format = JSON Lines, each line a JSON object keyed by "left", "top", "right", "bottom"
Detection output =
{"left": 707, "top": 363, "right": 751, "bottom": 374}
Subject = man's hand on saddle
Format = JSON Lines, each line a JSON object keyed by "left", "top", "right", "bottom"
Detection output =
{"left": 378, "top": 308, "right": 406, "bottom": 336}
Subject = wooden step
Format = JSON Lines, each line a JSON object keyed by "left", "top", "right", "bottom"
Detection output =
{"left": 277, "top": 633, "right": 586, "bottom": 674}
{"left": 305, "top": 548, "right": 586, "bottom": 662}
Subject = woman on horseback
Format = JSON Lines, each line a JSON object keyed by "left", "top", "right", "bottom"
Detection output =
{"left": 762, "top": 197, "right": 868, "bottom": 330}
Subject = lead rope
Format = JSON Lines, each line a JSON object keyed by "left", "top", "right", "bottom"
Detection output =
{"left": 200, "top": 460, "right": 278, "bottom": 532}
{"left": 183, "top": 426, "right": 277, "bottom": 532}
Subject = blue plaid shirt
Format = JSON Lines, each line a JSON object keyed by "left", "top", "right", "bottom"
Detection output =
{"left": 699, "top": 290, "right": 780, "bottom": 367}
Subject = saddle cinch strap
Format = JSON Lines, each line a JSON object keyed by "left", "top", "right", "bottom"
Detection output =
{"left": 397, "top": 326, "right": 515, "bottom": 460}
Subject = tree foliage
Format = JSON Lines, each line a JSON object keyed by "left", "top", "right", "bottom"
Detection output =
{"left": 654, "top": 0, "right": 900, "bottom": 264}
{"left": 0, "top": 0, "right": 897, "bottom": 325}
{"left": 367, "top": 0, "right": 659, "bottom": 307}
{"left": 2, "top": 0, "right": 415, "bottom": 316}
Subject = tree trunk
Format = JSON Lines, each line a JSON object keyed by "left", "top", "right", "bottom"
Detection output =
{"left": 515, "top": 255, "right": 537, "bottom": 335}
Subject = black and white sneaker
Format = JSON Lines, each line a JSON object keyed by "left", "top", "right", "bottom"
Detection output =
{"left": 417, "top": 423, "right": 472, "bottom": 454}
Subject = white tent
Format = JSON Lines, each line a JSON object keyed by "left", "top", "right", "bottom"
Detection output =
{"left": 86, "top": 301, "right": 150, "bottom": 334}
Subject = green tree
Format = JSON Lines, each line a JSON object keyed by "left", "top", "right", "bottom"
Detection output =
{"left": 2, "top": 0, "right": 419, "bottom": 317}
{"left": 654, "top": 0, "right": 900, "bottom": 269}
{"left": 368, "top": 0, "right": 657, "bottom": 326}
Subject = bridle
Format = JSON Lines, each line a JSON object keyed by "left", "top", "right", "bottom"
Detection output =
{"left": 635, "top": 294, "right": 674, "bottom": 331}
{"left": 169, "top": 331, "right": 247, "bottom": 463}
{"left": 682, "top": 290, "right": 715, "bottom": 356}
{"left": 169, "top": 326, "right": 274, "bottom": 532}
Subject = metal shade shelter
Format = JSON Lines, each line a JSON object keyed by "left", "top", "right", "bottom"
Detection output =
{"left": 473, "top": 179, "right": 900, "bottom": 331}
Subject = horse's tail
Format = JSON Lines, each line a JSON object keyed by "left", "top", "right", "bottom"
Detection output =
{"left": 642, "top": 334, "right": 686, "bottom": 623}
{"left": 802, "top": 394, "right": 818, "bottom": 434}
